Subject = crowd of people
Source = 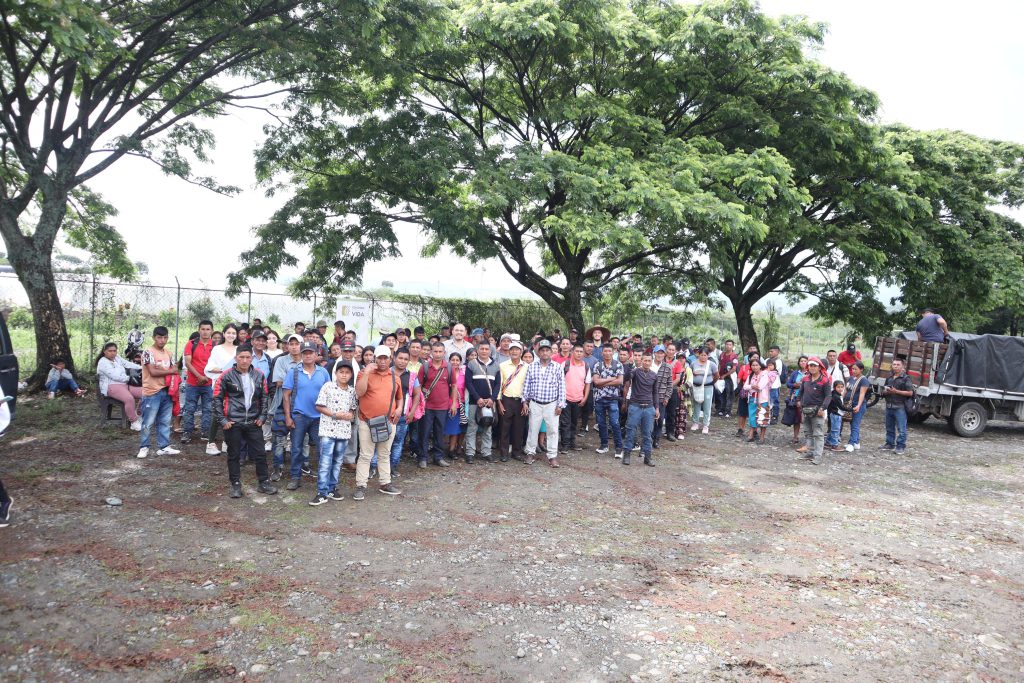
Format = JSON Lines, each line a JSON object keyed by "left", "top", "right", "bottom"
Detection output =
{"left": 52, "top": 314, "right": 935, "bottom": 505}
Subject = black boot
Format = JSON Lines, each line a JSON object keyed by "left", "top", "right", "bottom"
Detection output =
{"left": 622, "top": 453, "right": 631, "bottom": 465}
{"left": 644, "top": 454, "right": 654, "bottom": 467}
{"left": 229, "top": 482, "right": 243, "bottom": 498}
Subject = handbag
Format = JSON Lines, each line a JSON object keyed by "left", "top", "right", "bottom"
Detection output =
{"left": 471, "top": 359, "right": 496, "bottom": 426}
{"left": 781, "top": 403, "right": 798, "bottom": 426}
{"left": 367, "top": 370, "right": 397, "bottom": 443}
{"left": 691, "top": 363, "right": 711, "bottom": 402}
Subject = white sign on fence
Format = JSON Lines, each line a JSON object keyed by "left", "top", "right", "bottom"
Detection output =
{"left": 336, "top": 298, "right": 373, "bottom": 346}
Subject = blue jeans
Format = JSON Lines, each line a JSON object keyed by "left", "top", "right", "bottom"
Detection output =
{"left": 374, "top": 414, "right": 408, "bottom": 469}
{"left": 595, "top": 399, "right": 623, "bottom": 449}
{"left": 46, "top": 377, "right": 80, "bottom": 393}
{"left": 182, "top": 383, "right": 213, "bottom": 435}
{"left": 826, "top": 412, "right": 842, "bottom": 446}
{"left": 623, "top": 404, "right": 655, "bottom": 456}
{"left": 885, "top": 407, "right": 907, "bottom": 449}
{"left": 290, "top": 413, "right": 320, "bottom": 479}
{"left": 139, "top": 389, "right": 172, "bottom": 449}
{"left": 770, "top": 388, "right": 781, "bottom": 420}
{"left": 692, "top": 387, "right": 714, "bottom": 426}
{"left": 317, "top": 436, "right": 348, "bottom": 495}
{"left": 848, "top": 403, "right": 868, "bottom": 446}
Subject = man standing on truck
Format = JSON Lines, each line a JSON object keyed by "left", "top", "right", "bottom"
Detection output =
{"left": 915, "top": 308, "right": 949, "bottom": 342}
{"left": 881, "top": 357, "right": 914, "bottom": 456}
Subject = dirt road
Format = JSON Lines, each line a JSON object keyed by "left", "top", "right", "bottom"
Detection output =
{"left": 1, "top": 397, "right": 1022, "bottom": 681}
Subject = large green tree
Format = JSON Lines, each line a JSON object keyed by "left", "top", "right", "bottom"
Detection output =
{"left": 231, "top": 0, "right": 825, "bottom": 331}
{"left": 805, "top": 128, "right": 1024, "bottom": 339}
{"left": 0, "top": 0, "right": 408, "bottom": 384}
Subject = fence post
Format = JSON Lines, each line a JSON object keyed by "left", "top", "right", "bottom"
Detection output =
{"left": 174, "top": 276, "right": 181, "bottom": 360}
{"left": 370, "top": 297, "right": 376, "bottom": 336}
{"left": 88, "top": 271, "right": 97, "bottom": 365}
{"left": 312, "top": 293, "right": 317, "bottom": 323}
{"left": 247, "top": 285, "right": 252, "bottom": 325}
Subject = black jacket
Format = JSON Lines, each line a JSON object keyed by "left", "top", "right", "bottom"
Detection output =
{"left": 215, "top": 365, "right": 269, "bottom": 427}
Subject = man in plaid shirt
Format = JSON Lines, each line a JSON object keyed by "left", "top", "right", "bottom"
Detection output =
{"left": 522, "top": 340, "right": 566, "bottom": 467}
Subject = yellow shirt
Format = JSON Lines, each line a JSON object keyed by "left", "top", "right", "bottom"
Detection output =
{"left": 498, "top": 359, "right": 528, "bottom": 399}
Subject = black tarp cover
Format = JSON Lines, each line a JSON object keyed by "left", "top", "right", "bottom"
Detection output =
{"left": 936, "top": 334, "right": 1024, "bottom": 395}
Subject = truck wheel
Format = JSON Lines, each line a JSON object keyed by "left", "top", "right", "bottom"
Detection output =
{"left": 951, "top": 401, "right": 987, "bottom": 438}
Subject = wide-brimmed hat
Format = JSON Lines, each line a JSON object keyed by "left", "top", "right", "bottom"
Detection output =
{"left": 584, "top": 325, "right": 610, "bottom": 342}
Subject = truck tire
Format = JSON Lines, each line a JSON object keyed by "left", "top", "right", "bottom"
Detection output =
{"left": 951, "top": 401, "right": 987, "bottom": 438}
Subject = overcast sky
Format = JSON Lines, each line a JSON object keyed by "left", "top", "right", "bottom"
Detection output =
{"left": 84, "top": 0, "right": 1024, "bottom": 303}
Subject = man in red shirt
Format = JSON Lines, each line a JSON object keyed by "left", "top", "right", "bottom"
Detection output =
{"left": 181, "top": 320, "right": 215, "bottom": 445}
{"left": 559, "top": 343, "right": 592, "bottom": 452}
{"left": 837, "top": 343, "right": 862, "bottom": 370}
{"left": 417, "top": 341, "right": 458, "bottom": 469}
{"left": 552, "top": 337, "right": 572, "bottom": 364}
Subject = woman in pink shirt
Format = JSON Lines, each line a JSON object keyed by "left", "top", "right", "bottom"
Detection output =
{"left": 744, "top": 359, "right": 776, "bottom": 444}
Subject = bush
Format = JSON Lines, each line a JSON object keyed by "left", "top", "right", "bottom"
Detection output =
{"left": 7, "top": 306, "right": 33, "bottom": 329}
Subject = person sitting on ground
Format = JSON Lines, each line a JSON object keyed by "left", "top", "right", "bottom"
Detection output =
{"left": 46, "top": 359, "right": 86, "bottom": 399}
{"left": 96, "top": 342, "right": 144, "bottom": 430}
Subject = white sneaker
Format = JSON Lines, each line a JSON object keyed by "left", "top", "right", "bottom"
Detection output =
{"left": 701, "top": 426, "right": 709, "bottom": 435}
{"left": 206, "top": 442, "right": 221, "bottom": 455}
{"left": 47, "top": 392, "right": 55, "bottom": 400}
{"left": 690, "top": 423, "right": 700, "bottom": 431}
{"left": 596, "top": 447, "right": 609, "bottom": 454}
{"left": 157, "top": 446, "right": 180, "bottom": 456}
{"left": 845, "top": 444, "right": 855, "bottom": 452}
{"left": 136, "top": 447, "right": 149, "bottom": 459}
{"left": 130, "top": 418, "right": 142, "bottom": 431}
{"left": 264, "top": 442, "right": 272, "bottom": 452}
{"left": 853, "top": 443, "right": 860, "bottom": 451}
{"left": 221, "top": 441, "right": 228, "bottom": 453}
{"left": 614, "top": 451, "right": 623, "bottom": 459}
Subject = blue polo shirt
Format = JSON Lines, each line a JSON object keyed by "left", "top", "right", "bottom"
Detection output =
{"left": 251, "top": 351, "right": 270, "bottom": 379}
{"left": 283, "top": 365, "right": 330, "bottom": 417}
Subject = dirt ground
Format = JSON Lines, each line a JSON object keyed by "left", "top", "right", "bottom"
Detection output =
{"left": 1, "top": 395, "right": 1022, "bottom": 682}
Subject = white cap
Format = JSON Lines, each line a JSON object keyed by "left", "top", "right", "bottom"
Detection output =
{"left": 374, "top": 346, "right": 392, "bottom": 358}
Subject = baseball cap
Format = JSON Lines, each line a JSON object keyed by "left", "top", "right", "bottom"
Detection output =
{"left": 807, "top": 356, "right": 822, "bottom": 366}
{"left": 537, "top": 339, "right": 552, "bottom": 348}
{"left": 250, "top": 329, "right": 266, "bottom": 339}
{"left": 471, "top": 327, "right": 484, "bottom": 336}
{"left": 653, "top": 344, "right": 666, "bottom": 353}
{"left": 374, "top": 346, "right": 392, "bottom": 358}
{"left": 299, "top": 341, "right": 318, "bottom": 353}
{"left": 286, "top": 333, "right": 303, "bottom": 343}
{"left": 509, "top": 340, "right": 524, "bottom": 351}
{"left": 316, "top": 320, "right": 328, "bottom": 327}
{"left": 340, "top": 340, "right": 356, "bottom": 351}
{"left": 395, "top": 327, "right": 408, "bottom": 335}
{"left": 847, "top": 343, "right": 856, "bottom": 352}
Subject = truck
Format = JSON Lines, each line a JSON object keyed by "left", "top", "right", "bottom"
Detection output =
{"left": 868, "top": 332, "right": 1024, "bottom": 437}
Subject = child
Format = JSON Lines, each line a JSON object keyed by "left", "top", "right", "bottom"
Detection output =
{"left": 311, "top": 364, "right": 356, "bottom": 506}
{"left": 444, "top": 353, "right": 466, "bottom": 456}
{"left": 46, "top": 360, "right": 86, "bottom": 399}
{"left": 826, "top": 380, "right": 847, "bottom": 451}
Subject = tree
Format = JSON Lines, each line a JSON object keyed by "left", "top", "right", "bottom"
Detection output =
{"left": 805, "top": 128, "right": 1024, "bottom": 338}
{"left": 230, "top": 0, "right": 821, "bottom": 332}
{"left": 0, "top": 0, "right": 375, "bottom": 385}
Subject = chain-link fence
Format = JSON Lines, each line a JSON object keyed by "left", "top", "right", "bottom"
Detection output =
{"left": 0, "top": 272, "right": 851, "bottom": 377}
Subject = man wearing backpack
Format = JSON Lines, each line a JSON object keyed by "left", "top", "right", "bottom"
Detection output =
{"left": 417, "top": 341, "right": 458, "bottom": 468}
{"left": 466, "top": 340, "right": 500, "bottom": 463}
{"left": 592, "top": 344, "right": 625, "bottom": 457}
{"left": 281, "top": 342, "right": 330, "bottom": 490}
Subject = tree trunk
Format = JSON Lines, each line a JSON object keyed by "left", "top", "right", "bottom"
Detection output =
{"left": 733, "top": 299, "right": 759, "bottom": 353}
{"left": 6, "top": 233, "right": 74, "bottom": 390}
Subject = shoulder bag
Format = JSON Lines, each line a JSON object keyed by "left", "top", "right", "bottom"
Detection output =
{"left": 691, "top": 363, "right": 712, "bottom": 403}
{"left": 366, "top": 370, "right": 397, "bottom": 443}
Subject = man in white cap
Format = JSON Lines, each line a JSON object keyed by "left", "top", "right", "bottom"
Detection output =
{"left": 353, "top": 345, "right": 404, "bottom": 500}
{"left": 497, "top": 338, "right": 528, "bottom": 461}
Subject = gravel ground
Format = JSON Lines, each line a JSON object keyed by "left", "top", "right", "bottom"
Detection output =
{"left": 1, "top": 396, "right": 1022, "bottom": 682}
